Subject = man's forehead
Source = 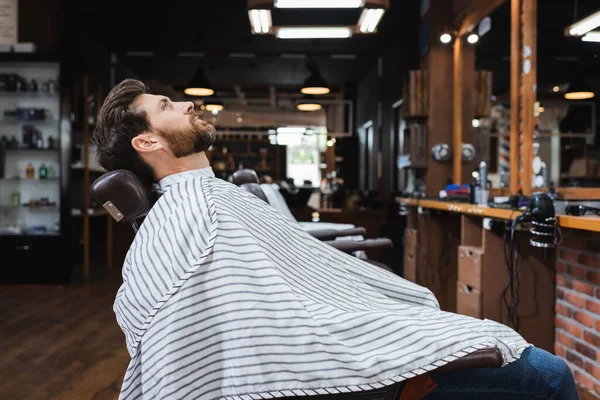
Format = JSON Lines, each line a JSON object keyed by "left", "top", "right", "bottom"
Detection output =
{"left": 132, "top": 93, "right": 161, "bottom": 110}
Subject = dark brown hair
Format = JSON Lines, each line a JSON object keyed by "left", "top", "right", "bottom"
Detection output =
{"left": 92, "top": 78, "right": 156, "bottom": 183}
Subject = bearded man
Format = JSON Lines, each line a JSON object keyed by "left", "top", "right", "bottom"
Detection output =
{"left": 92, "top": 79, "right": 577, "bottom": 400}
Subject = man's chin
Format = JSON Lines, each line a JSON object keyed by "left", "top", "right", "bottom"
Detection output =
{"left": 194, "top": 118, "right": 215, "bottom": 130}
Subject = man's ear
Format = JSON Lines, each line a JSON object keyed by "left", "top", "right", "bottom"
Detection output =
{"left": 131, "top": 133, "right": 162, "bottom": 154}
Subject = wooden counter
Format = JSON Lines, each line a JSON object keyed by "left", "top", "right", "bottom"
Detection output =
{"left": 397, "top": 196, "right": 562, "bottom": 353}
{"left": 396, "top": 197, "right": 600, "bottom": 233}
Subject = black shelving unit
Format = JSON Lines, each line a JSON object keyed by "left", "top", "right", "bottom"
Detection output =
{"left": 0, "top": 60, "right": 71, "bottom": 284}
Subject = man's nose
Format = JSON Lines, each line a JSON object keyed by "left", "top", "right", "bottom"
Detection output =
{"left": 180, "top": 101, "right": 194, "bottom": 114}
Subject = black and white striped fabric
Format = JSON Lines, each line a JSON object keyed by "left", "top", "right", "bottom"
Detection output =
{"left": 114, "top": 168, "right": 530, "bottom": 400}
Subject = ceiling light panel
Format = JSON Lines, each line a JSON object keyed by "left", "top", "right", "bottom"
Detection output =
{"left": 566, "top": 10, "right": 600, "bottom": 36}
{"left": 275, "top": 0, "right": 363, "bottom": 8}
{"left": 276, "top": 26, "right": 353, "bottom": 39}
{"left": 358, "top": 8, "right": 384, "bottom": 33}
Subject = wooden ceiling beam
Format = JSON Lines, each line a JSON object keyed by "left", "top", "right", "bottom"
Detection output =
{"left": 452, "top": 0, "right": 507, "bottom": 36}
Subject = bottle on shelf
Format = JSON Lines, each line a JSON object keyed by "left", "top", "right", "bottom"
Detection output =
{"left": 47, "top": 165, "right": 56, "bottom": 178}
{"left": 25, "top": 163, "right": 35, "bottom": 179}
{"left": 38, "top": 163, "right": 48, "bottom": 179}
{"left": 11, "top": 191, "right": 20, "bottom": 206}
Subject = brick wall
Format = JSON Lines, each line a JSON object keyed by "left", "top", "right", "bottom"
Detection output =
{"left": 555, "top": 229, "right": 600, "bottom": 398}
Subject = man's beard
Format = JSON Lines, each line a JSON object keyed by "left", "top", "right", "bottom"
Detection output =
{"left": 160, "top": 113, "right": 217, "bottom": 158}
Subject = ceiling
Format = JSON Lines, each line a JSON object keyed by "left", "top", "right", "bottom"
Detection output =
{"left": 62, "top": 0, "right": 600, "bottom": 106}
{"left": 63, "top": 0, "right": 415, "bottom": 98}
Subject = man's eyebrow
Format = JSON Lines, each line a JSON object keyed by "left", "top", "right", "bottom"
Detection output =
{"left": 158, "top": 97, "right": 169, "bottom": 109}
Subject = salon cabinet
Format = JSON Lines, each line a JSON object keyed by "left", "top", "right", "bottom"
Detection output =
{"left": 0, "top": 60, "right": 71, "bottom": 284}
{"left": 400, "top": 200, "right": 555, "bottom": 352}
{"left": 457, "top": 245, "right": 483, "bottom": 318}
{"left": 0, "top": 234, "right": 66, "bottom": 283}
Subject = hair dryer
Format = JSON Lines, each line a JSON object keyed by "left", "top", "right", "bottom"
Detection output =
{"left": 516, "top": 192, "right": 557, "bottom": 248}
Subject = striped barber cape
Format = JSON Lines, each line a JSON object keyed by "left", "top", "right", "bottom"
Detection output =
{"left": 114, "top": 167, "right": 530, "bottom": 400}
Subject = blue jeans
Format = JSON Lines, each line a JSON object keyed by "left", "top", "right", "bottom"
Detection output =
{"left": 424, "top": 347, "right": 579, "bottom": 399}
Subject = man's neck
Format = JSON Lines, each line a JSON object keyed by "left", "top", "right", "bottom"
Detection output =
{"left": 155, "top": 152, "right": 211, "bottom": 180}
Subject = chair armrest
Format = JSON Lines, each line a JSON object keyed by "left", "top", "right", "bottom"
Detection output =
{"left": 308, "top": 227, "right": 367, "bottom": 241}
{"left": 325, "top": 238, "right": 393, "bottom": 253}
{"left": 435, "top": 348, "right": 503, "bottom": 372}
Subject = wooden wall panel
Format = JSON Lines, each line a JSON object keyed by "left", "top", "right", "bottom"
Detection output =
{"left": 403, "top": 228, "right": 418, "bottom": 282}
{"left": 18, "top": 0, "right": 58, "bottom": 54}
{"left": 423, "top": 0, "right": 454, "bottom": 196}
{"left": 418, "top": 212, "right": 461, "bottom": 312}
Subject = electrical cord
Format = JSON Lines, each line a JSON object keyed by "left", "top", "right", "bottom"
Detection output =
{"left": 502, "top": 203, "right": 557, "bottom": 332}
{"left": 501, "top": 212, "right": 527, "bottom": 332}
{"left": 500, "top": 211, "right": 515, "bottom": 328}
{"left": 501, "top": 192, "right": 558, "bottom": 332}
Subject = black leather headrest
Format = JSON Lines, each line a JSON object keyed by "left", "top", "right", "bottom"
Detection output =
{"left": 232, "top": 169, "right": 259, "bottom": 185}
{"left": 90, "top": 169, "right": 157, "bottom": 222}
{"left": 240, "top": 182, "right": 269, "bottom": 204}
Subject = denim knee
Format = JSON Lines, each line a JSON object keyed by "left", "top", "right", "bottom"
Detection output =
{"left": 525, "top": 347, "right": 576, "bottom": 396}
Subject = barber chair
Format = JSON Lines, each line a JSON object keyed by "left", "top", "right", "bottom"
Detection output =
{"left": 232, "top": 169, "right": 368, "bottom": 241}
{"left": 231, "top": 169, "right": 395, "bottom": 268}
{"left": 90, "top": 169, "right": 503, "bottom": 381}
{"left": 90, "top": 169, "right": 156, "bottom": 232}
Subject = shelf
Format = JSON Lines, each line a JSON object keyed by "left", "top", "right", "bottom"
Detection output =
{"left": 396, "top": 197, "right": 600, "bottom": 233}
{"left": 0, "top": 119, "right": 59, "bottom": 125}
{"left": 0, "top": 204, "right": 58, "bottom": 209}
{"left": 0, "top": 232, "right": 60, "bottom": 237}
{"left": 397, "top": 198, "right": 522, "bottom": 219}
{"left": 1, "top": 147, "right": 59, "bottom": 152}
{"left": 71, "top": 208, "right": 108, "bottom": 217}
{"left": 0, "top": 91, "right": 58, "bottom": 98}
{"left": 0, "top": 177, "right": 59, "bottom": 181}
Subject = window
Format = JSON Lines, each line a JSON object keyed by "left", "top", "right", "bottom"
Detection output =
{"left": 286, "top": 134, "right": 321, "bottom": 187}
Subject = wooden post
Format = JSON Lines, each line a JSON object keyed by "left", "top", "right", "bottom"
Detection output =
{"left": 453, "top": 36, "right": 464, "bottom": 185}
{"left": 510, "top": 0, "right": 536, "bottom": 195}
{"left": 461, "top": 40, "right": 477, "bottom": 183}
{"left": 520, "top": 0, "right": 536, "bottom": 196}
{"left": 83, "top": 75, "right": 90, "bottom": 281}
{"left": 455, "top": 0, "right": 508, "bottom": 36}
{"left": 424, "top": 0, "right": 454, "bottom": 196}
{"left": 510, "top": 0, "right": 521, "bottom": 193}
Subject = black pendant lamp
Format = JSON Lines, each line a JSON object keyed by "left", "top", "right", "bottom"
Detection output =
{"left": 297, "top": 95, "right": 322, "bottom": 111}
{"left": 205, "top": 99, "right": 224, "bottom": 113}
{"left": 185, "top": 65, "right": 214, "bottom": 97}
{"left": 565, "top": 76, "right": 595, "bottom": 100}
{"left": 301, "top": 64, "right": 330, "bottom": 95}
